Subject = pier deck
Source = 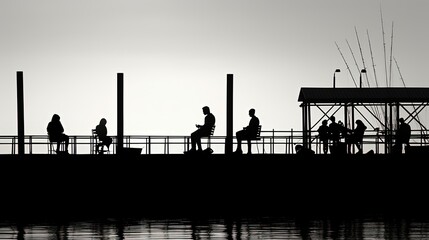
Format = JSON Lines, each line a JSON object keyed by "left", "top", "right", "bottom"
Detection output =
{"left": 1, "top": 153, "right": 429, "bottom": 221}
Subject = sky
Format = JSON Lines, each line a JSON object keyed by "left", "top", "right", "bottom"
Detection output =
{"left": 1, "top": 0, "right": 429, "bottom": 137}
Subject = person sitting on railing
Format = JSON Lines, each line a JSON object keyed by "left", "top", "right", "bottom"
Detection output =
{"left": 234, "top": 108, "right": 260, "bottom": 154}
{"left": 47, "top": 114, "right": 69, "bottom": 154}
{"left": 345, "top": 119, "right": 367, "bottom": 154}
{"left": 184, "top": 106, "right": 216, "bottom": 154}
{"left": 95, "top": 118, "right": 113, "bottom": 154}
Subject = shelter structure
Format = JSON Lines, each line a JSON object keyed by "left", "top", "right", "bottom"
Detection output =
{"left": 298, "top": 87, "right": 429, "bottom": 153}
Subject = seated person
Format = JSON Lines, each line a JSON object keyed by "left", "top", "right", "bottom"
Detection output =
{"left": 234, "top": 108, "right": 260, "bottom": 154}
{"left": 47, "top": 114, "right": 69, "bottom": 153}
{"left": 95, "top": 118, "right": 113, "bottom": 154}
{"left": 185, "top": 106, "right": 215, "bottom": 154}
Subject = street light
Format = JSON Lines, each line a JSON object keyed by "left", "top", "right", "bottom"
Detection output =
{"left": 360, "top": 69, "right": 367, "bottom": 88}
{"left": 333, "top": 69, "right": 341, "bottom": 88}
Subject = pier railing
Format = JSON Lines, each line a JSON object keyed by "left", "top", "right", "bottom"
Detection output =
{"left": 1, "top": 129, "right": 427, "bottom": 155}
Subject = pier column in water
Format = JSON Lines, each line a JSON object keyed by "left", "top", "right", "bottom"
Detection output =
{"left": 117, "top": 73, "right": 124, "bottom": 154}
{"left": 225, "top": 74, "right": 233, "bottom": 154}
{"left": 17, "top": 71, "right": 25, "bottom": 155}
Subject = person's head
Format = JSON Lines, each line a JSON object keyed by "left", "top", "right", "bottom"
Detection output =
{"left": 100, "top": 118, "right": 107, "bottom": 126}
{"left": 295, "top": 144, "right": 303, "bottom": 152}
{"left": 330, "top": 116, "right": 336, "bottom": 122}
{"left": 399, "top": 118, "right": 405, "bottom": 124}
{"left": 356, "top": 120, "right": 363, "bottom": 126}
{"left": 202, "top": 106, "right": 210, "bottom": 115}
{"left": 249, "top": 108, "right": 255, "bottom": 117}
{"left": 51, "top": 114, "right": 60, "bottom": 122}
{"left": 322, "top": 120, "right": 328, "bottom": 126}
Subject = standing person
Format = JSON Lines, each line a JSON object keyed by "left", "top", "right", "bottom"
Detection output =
{"left": 328, "top": 116, "right": 341, "bottom": 148}
{"left": 317, "top": 120, "right": 329, "bottom": 154}
{"left": 347, "top": 120, "right": 367, "bottom": 154}
{"left": 95, "top": 118, "right": 113, "bottom": 154}
{"left": 396, "top": 118, "right": 411, "bottom": 153}
{"left": 234, "top": 108, "right": 260, "bottom": 154}
{"left": 47, "top": 114, "right": 69, "bottom": 153}
{"left": 184, "top": 106, "right": 216, "bottom": 154}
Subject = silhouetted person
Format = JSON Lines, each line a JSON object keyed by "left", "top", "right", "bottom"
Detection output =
{"left": 317, "top": 119, "right": 329, "bottom": 154}
{"left": 346, "top": 120, "right": 367, "bottom": 154}
{"left": 396, "top": 118, "right": 411, "bottom": 153}
{"left": 95, "top": 118, "right": 113, "bottom": 154}
{"left": 328, "top": 116, "right": 341, "bottom": 147}
{"left": 295, "top": 144, "right": 315, "bottom": 156}
{"left": 47, "top": 114, "right": 69, "bottom": 153}
{"left": 185, "top": 106, "right": 215, "bottom": 154}
{"left": 234, "top": 108, "right": 260, "bottom": 154}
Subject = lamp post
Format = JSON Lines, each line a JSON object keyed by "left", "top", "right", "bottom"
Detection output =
{"left": 359, "top": 69, "right": 367, "bottom": 88}
{"left": 333, "top": 69, "right": 341, "bottom": 88}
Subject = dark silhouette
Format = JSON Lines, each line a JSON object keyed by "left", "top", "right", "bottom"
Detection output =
{"left": 395, "top": 117, "right": 411, "bottom": 153}
{"left": 95, "top": 118, "right": 113, "bottom": 154}
{"left": 317, "top": 119, "right": 329, "bottom": 154}
{"left": 328, "top": 116, "right": 341, "bottom": 147}
{"left": 47, "top": 114, "right": 69, "bottom": 153}
{"left": 184, "top": 106, "right": 216, "bottom": 154}
{"left": 234, "top": 108, "right": 260, "bottom": 154}
{"left": 295, "top": 144, "right": 315, "bottom": 156}
{"left": 346, "top": 119, "right": 367, "bottom": 154}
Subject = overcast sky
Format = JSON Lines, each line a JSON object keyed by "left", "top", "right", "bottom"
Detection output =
{"left": 1, "top": 0, "right": 428, "bottom": 137}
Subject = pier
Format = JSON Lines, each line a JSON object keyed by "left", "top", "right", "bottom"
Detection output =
{"left": 1, "top": 71, "right": 429, "bottom": 221}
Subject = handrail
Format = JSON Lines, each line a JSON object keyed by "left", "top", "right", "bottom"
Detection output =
{"left": 0, "top": 129, "right": 427, "bottom": 155}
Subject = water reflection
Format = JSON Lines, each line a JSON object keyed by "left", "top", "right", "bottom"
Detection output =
{"left": 2, "top": 216, "right": 429, "bottom": 239}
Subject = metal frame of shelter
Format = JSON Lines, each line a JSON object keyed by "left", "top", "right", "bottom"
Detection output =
{"left": 298, "top": 87, "right": 429, "bottom": 154}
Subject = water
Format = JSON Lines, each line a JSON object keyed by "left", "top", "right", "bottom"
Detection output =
{"left": 2, "top": 216, "right": 429, "bottom": 239}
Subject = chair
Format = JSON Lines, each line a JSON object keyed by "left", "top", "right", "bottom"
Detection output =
{"left": 91, "top": 129, "right": 111, "bottom": 154}
{"left": 248, "top": 125, "right": 262, "bottom": 153}
{"left": 47, "top": 135, "right": 65, "bottom": 154}
{"left": 206, "top": 125, "right": 216, "bottom": 148}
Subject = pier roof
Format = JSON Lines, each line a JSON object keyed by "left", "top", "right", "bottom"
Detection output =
{"left": 298, "top": 87, "right": 429, "bottom": 103}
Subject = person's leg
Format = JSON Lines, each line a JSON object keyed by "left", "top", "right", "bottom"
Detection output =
{"left": 190, "top": 131, "right": 197, "bottom": 150}
{"left": 191, "top": 129, "right": 204, "bottom": 151}
{"left": 64, "top": 134, "right": 69, "bottom": 151}
{"left": 235, "top": 130, "right": 244, "bottom": 152}
{"left": 323, "top": 140, "right": 328, "bottom": 154}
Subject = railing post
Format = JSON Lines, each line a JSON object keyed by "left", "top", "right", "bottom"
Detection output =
{"left": 148, "top": 136, "right": 151, "bottom": 154}
{"left": 272, "top": 129, "right": 275, "bottom": 154}
{"left": 29, "top": 136, "right": 32, "bottom": 154}
{"left": 74, "top": 136, "right": 77, "bottom": 154}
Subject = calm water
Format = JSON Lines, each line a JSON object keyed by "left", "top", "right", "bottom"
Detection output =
{"left": 2, "top": 216, "right": 429, "bottom": 240}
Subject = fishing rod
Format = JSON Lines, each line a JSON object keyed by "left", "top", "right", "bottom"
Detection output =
{"left": 335, "top": 41, "right": 358, "bottom": 87}
{"left": 355, "top": 27, "right": 370, "bottom": 87}
{"left": 389, "top": 22, "right": 394, "bottom": 87}
{"left": 346, "top": 39, "right": 361, "bottom": 77}
{"left": 380, "top": 6, "right": 389, "bottom": 87}
{"left": 367, "top": 29, "right": 383, "bottom": 122}
{"left": 367, "top": 29, "right": 379, "bottom": 87}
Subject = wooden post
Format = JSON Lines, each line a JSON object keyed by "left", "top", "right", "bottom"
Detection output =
{"left": 225, "top": 74, "right": 233, "bottom": 154}
{"left": 17, "top": 71, "right": 25, "bottom": 155}
{"left": 117, "top": 73, "right": 124, "bottom": 154}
